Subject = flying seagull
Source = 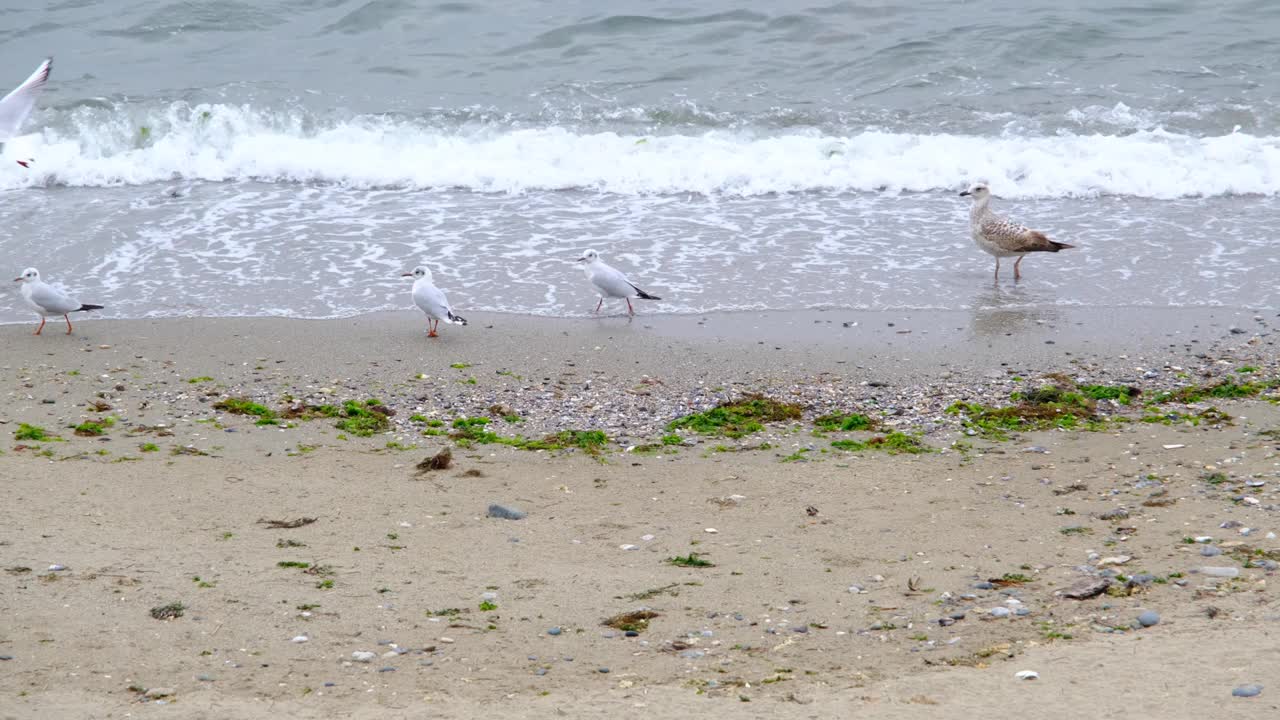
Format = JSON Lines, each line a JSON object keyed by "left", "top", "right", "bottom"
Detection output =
{"left": 960, "top": 182, "right": 1075, "bottom": 281}
{"left": 577, "top": 249, "right": 661, "bottom": 316}
{"left": 14, "top": 267, "right": 104, "bottom": 335}
{"left": 403, "top": 265, "right": 466, "bottom": 338}
{"left": 0, "top": 58, "right": 53, "bottom": 168}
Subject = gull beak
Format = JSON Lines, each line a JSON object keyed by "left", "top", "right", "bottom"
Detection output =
{"left": 401, "top": 272, "right": 413, "bottom": 277}
{"left": 958, "top": 190, "right": 970, "bottom": 197}
{"left": 576, "top": 256, "right": 587, "bottom": 263}
{"left": 13, "top": 277, "right": 21, "bottom": 282}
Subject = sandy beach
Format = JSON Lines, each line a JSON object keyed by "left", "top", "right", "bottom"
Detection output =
{"left": 1, "top": 310, "right": 1278, "bottom": 718}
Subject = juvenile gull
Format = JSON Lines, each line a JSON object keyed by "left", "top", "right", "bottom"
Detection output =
{"left": 577, "top": 249, "right": 661, "bottom": 316}
{"left": 960, "top": 182, "right": 1075, "bottom": 281}
{"left": 0, "top": 58, "right": 52, "bottom": 168}
{"left": 403, "top": 265, "right": 466, "bottom": 338}
{"left": 14, "top": 267, "right": 103, "bottom": 335}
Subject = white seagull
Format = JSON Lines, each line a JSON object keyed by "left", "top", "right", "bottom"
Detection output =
{"left": 14, "top": 267, "right": 104, "bottom": 335}
{"left": 577, "top": 249, "right": 661, "bottom": 316}
{"left": 403, "top": 265, "right": 466, "bottom": 338}
{"left": 0, "top": 58, "right": 53, "bottom": 169}
{"left": 960, "top": 182, "right": 1075, "bottom": 281}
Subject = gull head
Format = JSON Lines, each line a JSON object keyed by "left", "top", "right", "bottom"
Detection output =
{"left": 959, "top": 182, "right": 990, "bottom": 200}
{"left": 402, "top": 266, "right": 432, "bottom": 281}
{"left": 13, "top": 267, "right": 39, "bottom": 283}
{"left": 577, "top": 249, "right": 599, "bottom": 263}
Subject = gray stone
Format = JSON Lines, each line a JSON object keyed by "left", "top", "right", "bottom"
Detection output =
{"left": 1201, "top": 546, "right": 1223, "bottom": 557}
{"left": 1062, "top": 577, "right": 1111, "bottom": 599}
{"left": 1200, "top": 567, "right": 1241, "bottom": 578}
{"left": 1232, "top": 684, "right": 1263, "bottom": 698}
{"left": 1137, "top": 611, "right": 1160, "bottom": 627}
{"left": 990, "top": 607, "right": 1011, "bottom": 618}
{"left": 547, "top": 627, "right": 562, "bottom": 636}
{"left": 487, "top": 504, "right": 527, "bottom": 520}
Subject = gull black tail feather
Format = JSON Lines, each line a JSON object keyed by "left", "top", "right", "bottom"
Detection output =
{"left": 631, "top": 286, "right": 661, "bottom": 301}
{"left": 77, "top": 304, "right": 104, "bottom": 312}
{"left": 448, "top": 311, "right": 467, "bottom": 326}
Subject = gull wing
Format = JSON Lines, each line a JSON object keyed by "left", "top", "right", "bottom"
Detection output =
{"left": 0, "top": 58, "right": 52, "bottom": 142}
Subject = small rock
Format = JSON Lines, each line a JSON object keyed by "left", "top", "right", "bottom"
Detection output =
{"left": 0, "top": 655, "right": 13, "bottom": 661}
{"left": 291, "top": 635, "right": 309, "bottom": 643}
{"left": 1137, "top": 611, "right": 1160, "bottom": 627}
{"left": 352, "top": 651, "right": 377, "bottom": 663}
{"left": 1232, "top": 684, "right": 1263, "bottom": 698}
{"left": 1201, "top": 546, "right": 1223, "bottom": 557}
{"left": 597, "top": 667, "right": 610, "bottom": 674}
{"left": 1220, "top": 520, "right": 1244, "bottom": 529}
{"left": 196, "top": 674, "right": 214, "bottom": 682}
{"left": 619, "top": 544, "right": 639, "bottom": 551}
{"left": 48, "top": 565, "right": 66, "bottom": 572}
{"left": 1097, "top": 555, "right": 1132, "bottom": 567}
{"left": 487, "top": 504, "right": 526, "bottom": 520}
{"left": 990, "top": 607, "right": 1011, "bottom": 618}
{"left": 1200, "top": 567, "right": 1241, "bottom": 578}
{"left": 547, "top": 627, "right": 562, "bottom": 636}
{"left": 144, "top": 688, "right": 175, "bottom": 699}
{"left": 378, "top": 667, "right": 396, "bottom": 673}
{"left": 1099, "top": 508, "right": 1130, "bottom": 521}
{"left": 1062, "top": 577, "right": 1111, "bottom": 599}
{"left": 847, "top": 585, "right": 864, "bottom": 594}
{"left": 1023, "top": 446, "right": 1049, "bottom": 454}
{"left": 1014, "top": 670, "right": 1039, "bottom": 681}
{"left": 973, "top": 581, "right": 995, "bottom": 590}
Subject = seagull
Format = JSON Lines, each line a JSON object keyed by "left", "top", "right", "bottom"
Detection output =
{"left": 960, "top": 182, "right": 1075, "bottom": 281}
{"left": 403, "top": 265, "right": 466, "bottom": 338}
{"left": 0, "top": 58, "right": 52, "bottom": 169}
{"left": 14, "top": 267, "right": 104, "bottom": 335}
{"left": 577, "top": 249, "right": 661, "bottom": 316}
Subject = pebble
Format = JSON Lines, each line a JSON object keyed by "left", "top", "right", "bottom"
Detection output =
{"left": 547, "top": 627, "right": 562, "bottom": 636}
{"left": 1023, "top": 446, "right": 1049, "bottom": 454}
{"left": 1194, "top": 536, "right": 1213, "bottom": 543}
{"left": 48, "top": 565, "right": 66, "bottom": 572}
{"left": 481, "top": 592, "right": 498, "bottom": 601}
{"left": 291, "top": 635, "right": 309, "bottom": 643}
{"left": 1220, "top": 520, "right": 1244, "bottom": 529}
{"left": 1232, "top": 684, "right": 1263, "bottom": 698}
{"left": 144, "top": 688, "right": 175, "bottom": 699}
{"left": 1137, "top": 611, "right": 1160, "bottom": 627}
{"left": 487, "top": 504, "right": 526, "bottom": 520}
{"left": 196, "top": 675, "right": 214, "bottom": 682}
{"left": 1097, "top": 555, "right": 1131, "bottom": 566}
{"left": 1015, "top": 608, "right": 1031, "bottom": 616}
{"left": 1062, "top": 577, "right": 1111, "bottom": 599}
{"left": 351, "top": 651, "right": 377, "bottom": 663}
{"left": 378, "top": 667, "right": 396, "bottom": 673}
{"left": 597, "top": 667, "right": 610, "bottom": 674}
{"left": 847, "top": 585, "right": 864, "bottom": 594}
{"left": 1014, "top": 670, "right": 1040, "bottom": 681}
{"left": 619, "top": 544, "right": 639, "bottom": 551}
{"left": 1250, "top": 559, "right": 1279, "bottom": 571}
{"left": 1201, "top": 546, "right": 1223, "bottom": 557}
{"left": 1200, "top": 567, "right": 1241, "bottom": 578}
{"left": 990, "top": 607, "right": 1011, "bottom": 618}
{"left": 973, "top": 581, "right": 995, "bottom": 590}
{"left": 625, "top": 630, "right": 640, "bottom": 637}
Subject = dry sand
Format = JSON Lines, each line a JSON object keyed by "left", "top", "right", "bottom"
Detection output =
{"left": 1, "top": 311, "right": 1279, "bottom": 718}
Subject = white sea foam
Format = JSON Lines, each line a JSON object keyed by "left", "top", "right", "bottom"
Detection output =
{"left": 2, "top": 102, "right": 1278, "bottom": 199}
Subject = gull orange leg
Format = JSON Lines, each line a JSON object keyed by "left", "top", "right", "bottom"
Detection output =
{"left": 34, "top": 316, "right": 46, "bottom": 335}
{"left": 428, "top": 318, "right": 439, "bottom": 338}
{"left": 1013, "top": 255, "right": 1024, "bottom": 281}
{"left": 64, "top": 314, "right": 73, "bottom": 334}
{"left": 626, "top": 298, "right": 635, "bottom": 316}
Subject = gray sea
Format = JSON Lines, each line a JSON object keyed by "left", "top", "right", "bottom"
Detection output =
{"left": 1, "top": 0, "right": 1277, "bottom": 322}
